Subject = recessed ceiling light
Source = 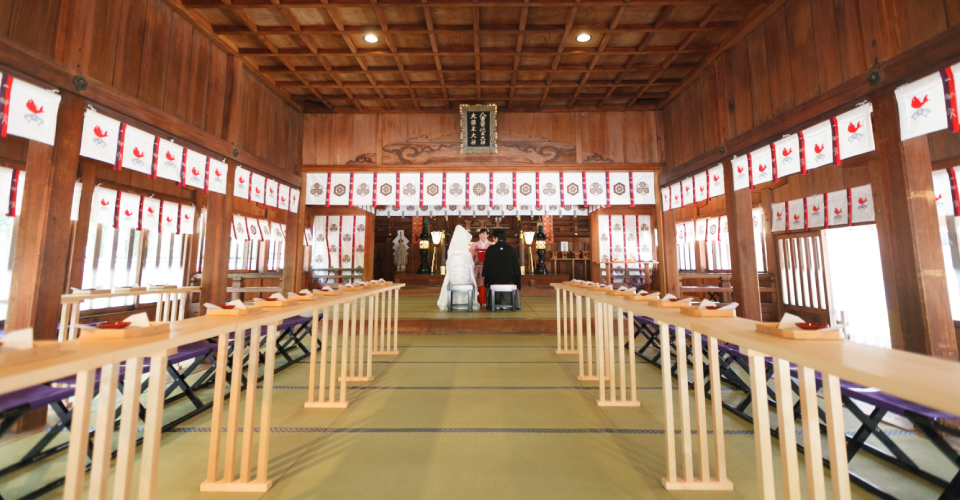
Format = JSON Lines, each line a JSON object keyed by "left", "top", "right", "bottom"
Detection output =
{"left": 576, "top": 33, "right": 591, "bottom": 43}
{"left": 364, "top": 34, "right": 379, "bottom": 43}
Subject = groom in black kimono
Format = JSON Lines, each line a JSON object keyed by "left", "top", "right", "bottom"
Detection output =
{"left": 481, "top": 228, "right": 522, "bottom": 309}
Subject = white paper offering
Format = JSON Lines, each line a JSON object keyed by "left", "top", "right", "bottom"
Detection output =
{"left": 618, "top": 286, "right": 629, "bottom": 291}
{"left": 2, "top": 328, "right": 34, "bottom": 350}
{"left": 677, "top": 298, "right": 693, "bottom": 303}
{"left": 227, "top": 299, "right": 246, "bottom": 310}
{"left": 699, "top": 300, "right": 716, "bottom": 310}
{"left": 661, "top": 293, "right": 676, "bottom": 302}
{"left": 643, "top": 292, "right": 659, "bottom": 298}
{"left": 203, "top": 303, "right": 221, "bottom": 310}
{"left": 300, "top": 289, "right": 312, "bottom": 295}
{"left": 322, "top": 286, "right": 334, "bottom": 291}
{"left": 778, "top": 313, "right": 805, "bottom": 329}
{"left": 270, "top": 293, "right": 286, "bottom": 300}
{"left": 124, "top": 312, "right": 151, "bottom": 328}
{"left": 718, "top": 302, "right": 739, "bottom": 311}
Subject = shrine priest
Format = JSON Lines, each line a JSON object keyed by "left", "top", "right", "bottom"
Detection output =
{"left": 481, "top": 228, "right": 522, "bottom": 308}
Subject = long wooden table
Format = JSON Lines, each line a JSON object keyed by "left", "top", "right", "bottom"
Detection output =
{"left": 552, "top": 283, "right": 960, "bottom": 498}
{"left": 0, "top": 283, "right": 404, "bottom": 498}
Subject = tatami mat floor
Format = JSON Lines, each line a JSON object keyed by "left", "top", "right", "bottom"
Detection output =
{"left": 397, "top": 296, "right": 559, "bottom": 320}
{"left": 0, "top": 334, "right": 949, "bottom": 499}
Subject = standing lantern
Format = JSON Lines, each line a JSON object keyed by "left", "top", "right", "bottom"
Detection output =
{"left": 523, "top": 230, "right": 535, "bottom": 275}
{"left": 535, "top": 225, "right": 547, "bottom": 275}
{"left": 418, "top": 220, "right": 432, "bottom": 274}
{"left": 430, "top": 229, "right": 443, "bottom": 274}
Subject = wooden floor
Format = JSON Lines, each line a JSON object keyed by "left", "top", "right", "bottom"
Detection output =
{"left": 0, "top": 333, "right": 948, "bottom": 499}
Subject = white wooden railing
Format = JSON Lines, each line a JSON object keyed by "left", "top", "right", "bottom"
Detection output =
{"left": 553, "top": 283, "right": 960, "bottom": 497}
{"left": 58, "top": 286, "right": 200, "bottom": 341}
{"left": 1, "top": 283, "right": 403, "bottom": 498}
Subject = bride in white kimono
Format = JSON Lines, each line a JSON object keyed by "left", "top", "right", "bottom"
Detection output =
{"left": 437, "top": 225, "right": 480, "bottom": 310}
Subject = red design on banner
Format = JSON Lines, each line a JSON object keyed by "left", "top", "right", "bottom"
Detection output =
{"left": 747, "top": 154, "right": 754, "bottom": 190}
{"left": 442, "top": 172, "right": 447, "bottom": 208}
{"left": 771, "top": 144, "right": 779, "bottom": 183}
{"left": 25, "top": 99, "right": 42, "bottom": 115}
{"left": 420, "top": 172, "right": 425, "bottom": 209}
{"left": 115, "top": 123, "right": 127, "bottom": 170}
{"left": 943, "top": 67, "right": 959, "bottom": 133}
{"left": 629, "top": 172, "right": 635, "bottom": 207}
{"left": 542, "top": 215, "right": 554, "bottom": 243}
{"left": 373, "top": 173, "right": 378, "bottom": 206}
{"left": 395, "top": 173, "right": 400, "bottom": 209}
{"left": 326, "top": 172, "right": 332, "bottom": 207}
{"left": 607, "top": 216, "right": 613, "bottom": 260}
{"left": 338, "top": 216, "right": 343, "bottom": 269}
{"left": 203, "top": 158, "right": 210, "bottom": 193}
{"left": 560, "top": 172, "right": 566, "bottom": 207}
{"left": 512, "top": 172, "right": 517, "bottom": 208}
{"left": 489, "top": 172, "right": 494, "bottom": 207}
{"left": 535, "top": 172, "right": 541, "bottom": 209}
{"left": 949, "top": 168, "right": 960, "bottom": 216}
{"left": 605, "top": 172, "right": 611, "bottom": 206}
{"left": 351, "top": 216, "right": 357, "bottom": 267}
{"left": 912, "top": 95, "right": 929, "bottom": 109}
{"left": 349, "top": 172, "right": 355, "bottom": 208}
{"left": 113, "top": 191, "right": 122, "bottom": 229}
{"left": 785, "top": 202, "right": 790, "bottom": 234}
{"left": 622, "top": 215, "right": 627, "bottom": 260}
{"left": 581, "top": 172, "right": 588, "bottom": 207}
{"left": 798, "top": 130, "right": 807, "bottom": 175}
{"left": 831, "top": 117, "right": 842, "bottom": 166}
{"left": 0, "top": 76, "right": 11, "bottom": 138}
{"left": 179, "top": 151, "right": 187, "bottom": 187}
{"left": 150, "top": 138, "right": 160, "bottom": 179}
{"left": 7, "top": 170, "right": 19, "bottom": 217}
{"left": 847, "top": 189, "right": 853, "bottom": 226}
{"left": 803, "top": 198, "right": 808, "bottom": 231}
{"left": 137, "top": 196, "right": 144, "bottom": 230}
{"left": 465, "top": 172, "right": 470, "bottom": 208}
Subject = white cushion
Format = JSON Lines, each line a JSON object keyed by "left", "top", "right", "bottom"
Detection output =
{"left": 490, "top": 284, "right": 518, "bottom": 292}
{"left": 448, "top": 284, "right": 475, "bottom": 291}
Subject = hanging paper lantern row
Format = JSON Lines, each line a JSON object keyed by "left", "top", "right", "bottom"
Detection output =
{"left": 374, "top": 205, "right": 592, "bottom": 217}
{"left": 89, "top": 185, "right": 196, "bottom": 234}
{"left": 0, "top": 73, "right": 62, "bottom": 146}
{"left": 769, "top": 184, "right": 875, "bottom": 233}
{"left": 231, "top": 166, "right": 299, "bottom": 214}
{"left": 305, "top": 171, "right": 656, "bottom": 209}
{"left": 663, "top": 164, "right": 725, "bottom": 212}
{"left": 78, "top": 108, "right": 233, "bottom": 196}
{"left": 895, "top": 63, "right": 960, "bottom": 141}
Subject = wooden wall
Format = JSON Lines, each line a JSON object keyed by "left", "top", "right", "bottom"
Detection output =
{"left": 661, "top": 0, "right": 960, "bottom": 173}
{"left": 302, "top": 111, "right": 662, "bottom": 168}
{"left": 0, "top": 0, "right": 302, "bottom": 173}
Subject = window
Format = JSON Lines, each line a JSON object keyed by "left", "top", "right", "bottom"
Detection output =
{"left": 138, "top": 230, "right": 188, "bottom": 305}
{"left": 80, "top": 224, "right": 143, "bottom": 310}
{"left": 822, "top": 225, "right": 891, "bottom": 348}
{"left": 0, "top": 216, "right": 19, "bottom": 321}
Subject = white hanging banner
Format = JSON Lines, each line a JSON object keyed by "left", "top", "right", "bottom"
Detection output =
{"left": 584, "top": 172, "right": 607, "bottom": 206}
{"left": 707, "top": 164, "right": 725, "bottom": 198}
{"left": 207, "top": 158, "right": 228, "bottom": 194}
{"left": 680, "top": 177, "right": 694, "bottom": 206}
{"left": 445, "top": 172, "right": 466, "bottom": 207}
{"left": 693, "top": 171, "right": 708, "bottom": 203}
{"left": 675, "top": 223, "right": 687, "bottom": 246}
{"left": 140, "top": 197, "right": 161, "bottom": 233}
{"left": 2, "top": 76, "right": 61, "bottom": 145}
{"left": 806, "top": 195, "right": 825, "bottom": 229}
{"left": 353, "top": 173, "right": 374, "bottom": 206}
{"left": 669, "top": 182, "right": 682, "bottom": 210}
{"left": 561, "top": 172, "right": 584, "bottom": 207}
{"left": 249, "top": 173, "right": 266, "bottom": 204}
{"left": 598, "top": 215, "right": 611, "bottom": 263}
{"left": 310, "top": 216, "right": 328, "bottom": 268}
{"left": 895, "top": 72, "right": 948, "bottom": 140}
{"left": 638, "top": 215, "right": 653, "bottom": 261}
{"left": 0, "top": 167, "right": 23, "bottom": 217}
{"left": 179, "top": 205, "right": 196, "bottom": 235}
{"left": 160, "top": 200, "right": 180, "bottom": 234}
{"left": 489, "top": 172, "right": 511, "bottom": 207}
{"left": 770, "top": 202, "right": 786, "bottom": 233}
{"left": 695, "top": 218, "right": 707, "bottom": 242}
{"left": 787, "top": 199, "right": 805, "bottom": 232}
{"left": 304, "top": 172, "right": 327, "bottom": 205}
{"left": 245, "top": 216, "right": 263, "bottom": 241}
{"left": 719, "top": 216, "right": 729, "bottom": 242}
{"left": 825, "top": 189, "right": 848, "bottom": 228}
{"left": 154, "top": 139, "right": 183, "bottom": 183}
{"left": 117, "top": 125, "right": 155, "bottom": 175}
{"left": 633, "top": 171, "right": 655, "bottom": 205}
{"left": 277, "top": 185, "right": 291, "bottom": 211}
{"left": 231, "top": 214, "right": 248, "bottom": 241}
{"left": 234, "top": 166, "right": 250, "bottom": 200}
{"left": 354, "top": 216, "right": 367, "bottom": 265}
{"left": 515, "top": 172, "right": 536, "bottom": 208}
{"left": 608, "top": 172, "right": 631, "bottom": 206}
{"left": 800, "top": 120, "right": 834, "bottom": 172}
{"left": 539, "top": 172, "right": 561, "bottom": 208}
{"left": 836, "top": 103, "right": 876, "bottom": 161}
{"left": 92, "top": 186, "right": 118, "bottom": 226}
{"left": 773, "top": 134, "right": 802, "bottom": 178}
{"left": 257, "top": 218, "right": 271, "bottom": 241}
{"left": 932, "top": 169, "right": 954, "bottom": 216}
{"left": 341, "top": 216, "right": 356, "bottom": 269}
{"left": 398, "top": 172, "right": 420, "bottom": 207}
{"left": 707, "top": 216, "right": 721, "bottom": 240}
{"left": 752, "top": 208, "right": 764, "bottom": 239}
{"left": 272, "top": 221, "right": 285, "bottom": 241}
{"left": 661, "top": 187, "right": 671, "bottom": 210}
{"left": 749, "top": 146, "right": 773, "bottom": 187}
{"left": 70, "top": 181, "right": 81, "bottom": 221}
{"left": 116, "top": 191, "right": 141, "bottom": 231}
{"left": 732, "top": 156, "right": 750, "bottom": 191}
{"left": 326, "top": 172, "right": 350, "bottom": 206}
{"left": 423, "top": 172, "right": 444, "bottom": 207}
{"left": 265, "top": 178, "right": 279, "bottom": 208}
{"left": 610, "top": 216, "right": 626, "bottom": 262}
{"left": 79, "top": 108, "right": 121, "bottom": 165}
{"left": 290, "top": 188, "right": 300, "bottom": 213}
{"left": 850, "top": 184, "right": 876, "bottom": 224}
{"left": 182, "top": 149, "right": 206, "bottom": 189}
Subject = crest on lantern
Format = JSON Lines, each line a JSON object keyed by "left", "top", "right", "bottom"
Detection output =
{"left": 460, "top": 104, "right": 498, "bottom": 155}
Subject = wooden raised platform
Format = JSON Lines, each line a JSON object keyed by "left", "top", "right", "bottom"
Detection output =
{"left": 395, "top": 273, "right": 569, "bottom": 287}
{"left": 398, "top": 318, "right": 554, "bottom": 335}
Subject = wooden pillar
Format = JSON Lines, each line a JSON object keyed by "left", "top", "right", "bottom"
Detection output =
{"left": 282, "top": 207, "right": 303, "bottom": 293}
{"left": 658, "top": 209, "right": 681, "bottom": 297}
{"left": 65, "top": 161, "right": 97, "bottom": 291}
{"left": 7, "top": 93, "right": 86, "bottom": 339}
{"left": 199, "top": 161, "right": 236, "bottom": 313}
{"left": 869, "top": 89, "right": 958, "bottom": 360}
{"left": 722, "top": 157, "right": 761, "bottom": 321}
{"left": 759, "top": 189, "right": 782, "bottom": 318}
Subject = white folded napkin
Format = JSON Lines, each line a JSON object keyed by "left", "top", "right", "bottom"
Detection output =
{"left": 778, "top": 313, "right": 805, "bottom": 329}
{"left": 203, "top": 303, "right": 221, "bottom": 310}
{"left": 676, "top": 298, "right": 694, "bottom": 303}
{"left": 699, "top": 299, "right": 716, "bottom": 310}
{"left": 322, "top": 286, "right": 334, "bottom": 291}
{"left": 1, "top": 328, "right": 34, "bottom": 350}
{"left": 618, "top": 286, "right": 629, "bottom": 291}
{"left": 378, "top": 278, "right": 385, "bottom": 282}
{"left": 269, "top": 292, "right": 286, "bottom": 300}
{"left": 299, "top": 289, "right": 312, "bottom": 295}
{"left": 227, "top": 299, "right": 246, "bottom": 310}
{"left": 642, "top": 292, "right": 659, "bottom": 298}
{"left": 661, "top": 293, "right": 676, "bottom": 302}
{"left": 718, "top": 302, "right": 739, "bottom": 311}
{"left": 287, "top": 292, "right": 300, "bottom": 298}
{"left": 124, "top": 312, "right": 151, "bottom": 327}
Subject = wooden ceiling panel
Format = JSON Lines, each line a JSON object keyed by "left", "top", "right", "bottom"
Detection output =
{"left": 179, "top": 0, "right": 779, "bottom": 112}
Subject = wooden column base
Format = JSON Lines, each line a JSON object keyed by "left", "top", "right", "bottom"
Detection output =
{"left": 597, "top": 400, "right": 641, "bottom": 407}
{"left": 556, "top": 349, "right": 578, "bottom": 355}
{"left": 372, "top": 350, "right": 399, "bottom": 355}
{"left": 342, "top": 375, "right": 375, "bottom": 382}
{"left": 200, "top": 480, "right": 273, "bottom": 493}
{"left": 661, "top": 478, "right": 734, "bottom": 491}
{"left": 577, "top": 374, "right": 609, "bottom": 382}
{"left": 304, "top": 401, "right": 349, "bottom": 409}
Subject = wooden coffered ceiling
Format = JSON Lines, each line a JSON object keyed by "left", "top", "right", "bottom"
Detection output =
{"left": 177, "top": 0, "right": 779, "bottom": 113}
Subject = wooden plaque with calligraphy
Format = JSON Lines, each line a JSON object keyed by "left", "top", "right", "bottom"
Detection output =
{"left": 460, "top": 104, "right": 498, "bottom": 155}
